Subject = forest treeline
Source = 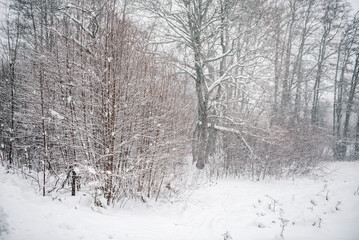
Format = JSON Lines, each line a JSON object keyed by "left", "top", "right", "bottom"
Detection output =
{"left": 0, "top": 0, "right": 358, "bottom": 206}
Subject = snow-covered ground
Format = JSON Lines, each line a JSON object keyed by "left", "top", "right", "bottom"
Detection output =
{"left": 0, "top": 162, "right": 358, "bottom": 240}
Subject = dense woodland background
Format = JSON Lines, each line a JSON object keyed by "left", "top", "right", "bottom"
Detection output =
{"left": 0, "top": 0, "right": 358, "bottom": 207}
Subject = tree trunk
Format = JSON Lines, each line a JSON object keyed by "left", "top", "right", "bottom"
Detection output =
{"left": 71, "top": 169, "right": 76, "bottom": 196}
{"left": 280, "top": 1, "right": 296, "bottom": 122}
{"left": 355, "top": 114, "right": 359, "bottom": 157}
{"left": 8, "top": 62, "right": 15, "bottom": 167}
{"left": 342, "top": 53, "right": 359, "bottom": 156}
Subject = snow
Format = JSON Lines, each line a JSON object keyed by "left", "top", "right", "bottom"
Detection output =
{"left": 0, "top": 207, "right": 9, "bottom": 236}
{"left": 0, "top": 162, "right": 359, "bottom": 240}
{"left": 73, "top": 167, "right": 80, "bottom": 174}
{"left": 87, "top": 167, "right": 96, "bottom": 175}
{"left": 49, "top": 109, "right": 65, "bottom": 120}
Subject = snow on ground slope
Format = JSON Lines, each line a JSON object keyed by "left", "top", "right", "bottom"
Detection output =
{"left": 0, "top": 162, "right": 358, "bottom": 240}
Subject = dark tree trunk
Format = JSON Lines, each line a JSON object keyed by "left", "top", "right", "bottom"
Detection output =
{"left": 8, "top": 63, "right": 15, "bottom": 167}
{"left": 355, "top": 114, "right": 359, "bottom": 157}
{"left": 342, "top": 53, "right": 359, "bottom": 156}
{"left": 71, "top": 170, "right": 76, "bottom": 196}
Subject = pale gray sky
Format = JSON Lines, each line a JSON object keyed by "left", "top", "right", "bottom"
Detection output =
{"left": 348, "top": 0, "right": 359, "bottom": 12}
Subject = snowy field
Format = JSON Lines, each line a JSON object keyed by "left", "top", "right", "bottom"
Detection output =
{"left": 0, "top": 161, "right": 358, "bottom": 240}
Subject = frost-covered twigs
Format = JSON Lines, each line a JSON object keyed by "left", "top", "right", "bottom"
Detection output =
{"left": 279, "top": 217, "right": 290, "bottom": 239}
{"left": 335, "top": 201, "right": 342, "bottom": 211}
{"left": 221, "top": 231, "right": 232, "bottom": 240}
{"left": 354, "top": 185, "right": 359, "bottom": 196}
{"left": 265, "top": 195, "right": 279, "bottom": 213}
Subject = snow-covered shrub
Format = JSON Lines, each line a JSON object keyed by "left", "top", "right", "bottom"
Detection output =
{"left": 206, "top": 122, "right": 330, "bottom": 180}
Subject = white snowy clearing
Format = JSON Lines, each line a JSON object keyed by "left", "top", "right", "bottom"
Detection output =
{"left": 0, "top": 162, "right": 359, "bottom": 240}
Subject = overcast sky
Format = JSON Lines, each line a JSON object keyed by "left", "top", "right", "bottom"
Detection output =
{"left": 0, "top": 0, "right": 358, "bottom": 16}
{"left": 348, "top": 0, "right": 359, "bottom": 12}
